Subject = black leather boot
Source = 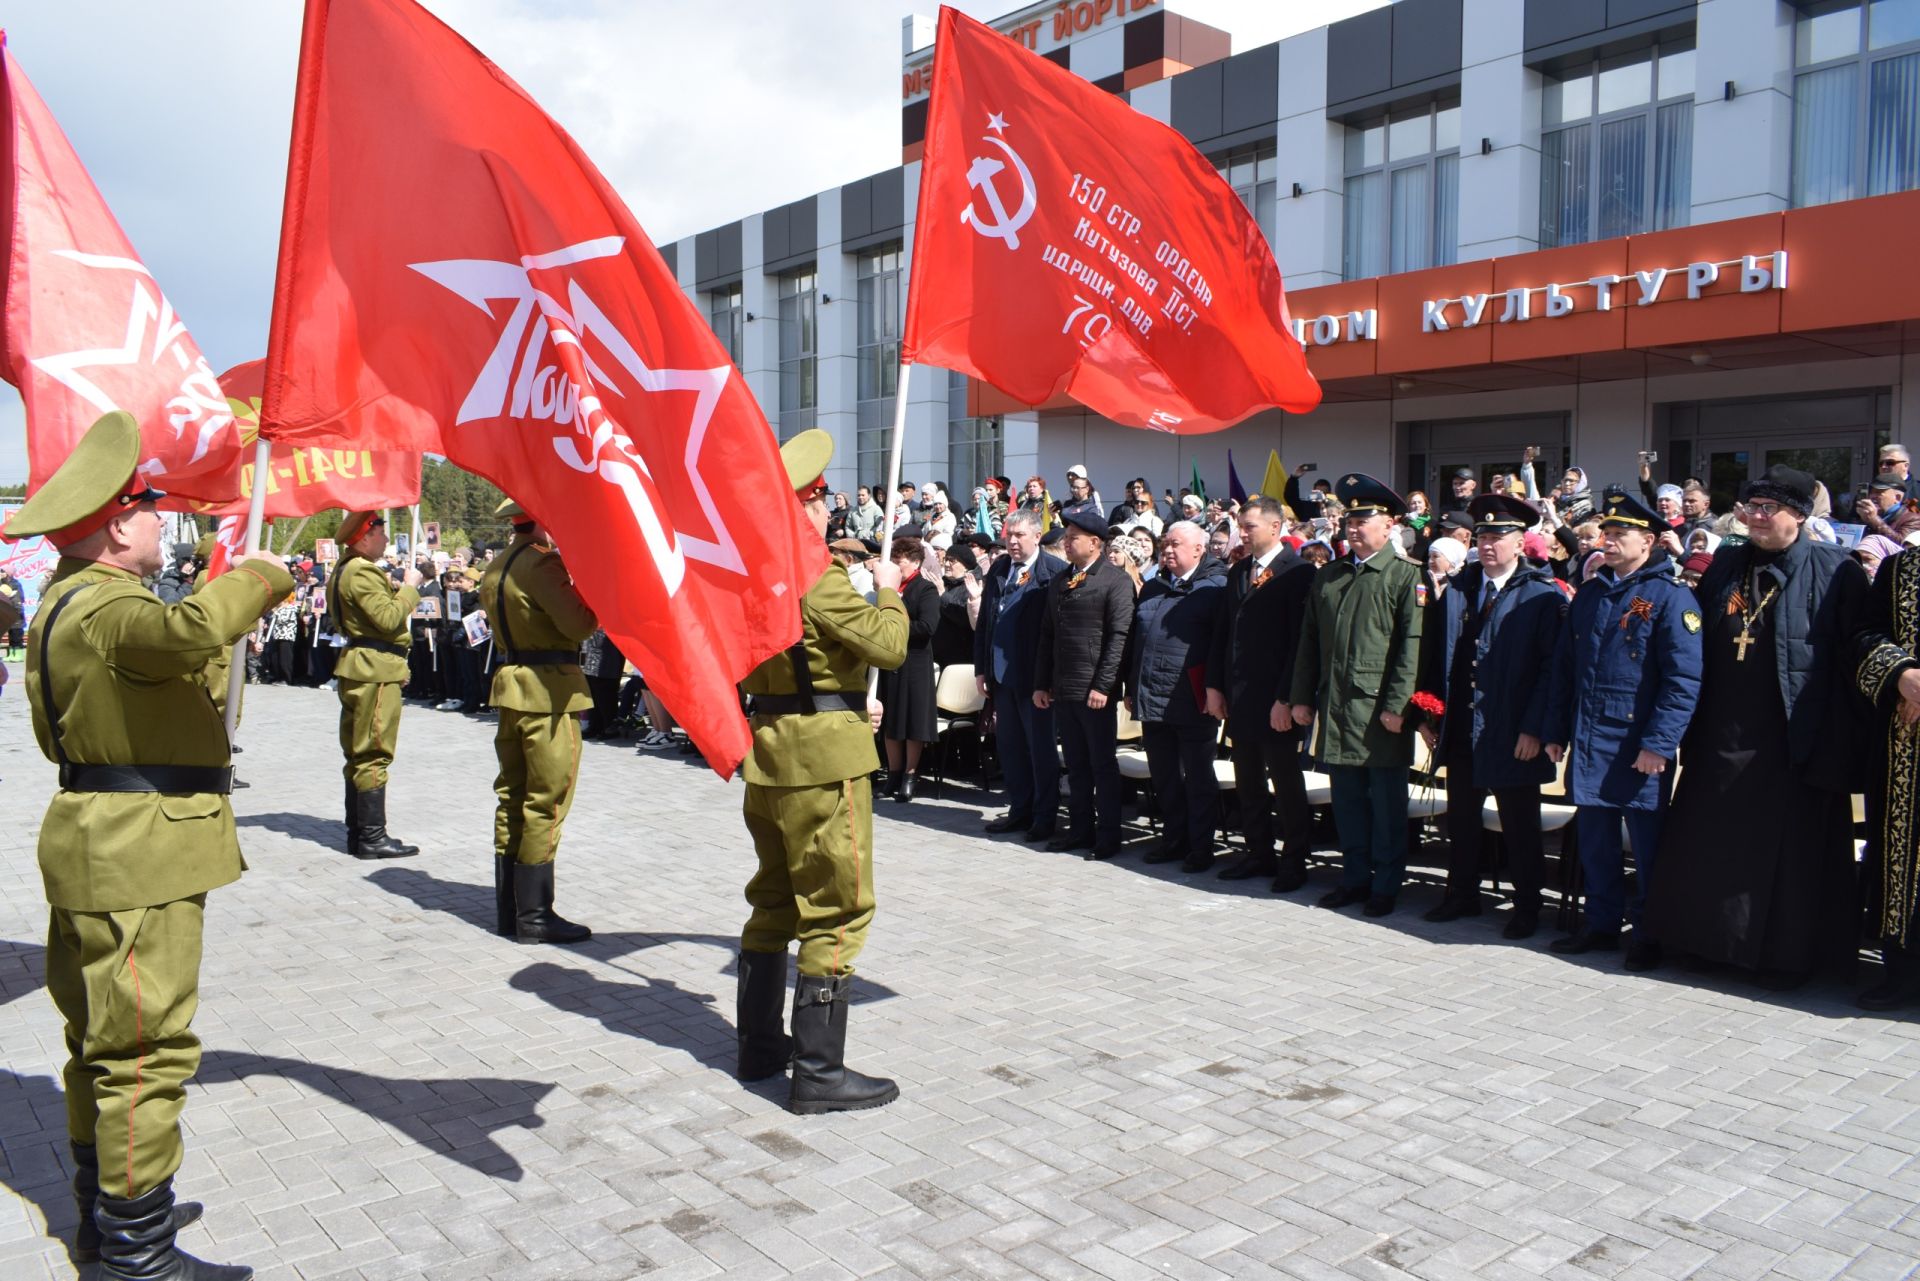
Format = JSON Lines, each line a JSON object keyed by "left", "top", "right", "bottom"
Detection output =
{"left": 72, "top": 1143, "right": 203, "bottom": 1266}
{"left": 736, "top": 950, "right": 793, "bottom": 1081}
{"left": 894, "top": 772, "right": 917, "bottom": 803}
{"left": 512, "top": 862, "right": 592, "bottom": 944}
{"left": 493, "top": 855, "right": 516, "bottom": 937}
{"left": 787, "top": 974, "right": 898, "bottom": 1115}
{"left": 344, "top": 783, "right": 358, "bottom": 858}
{"left": 95, "top": 1179, "right": 249, "bottom": 1280}
{"left": 351, "top": 786, "right": 418, "bottom": 860}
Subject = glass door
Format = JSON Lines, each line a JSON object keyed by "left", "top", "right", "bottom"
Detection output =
{"left": 1702, "top": 436, "right": 1869, "bottom": 515}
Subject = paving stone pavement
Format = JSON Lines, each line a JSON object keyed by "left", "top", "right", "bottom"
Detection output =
{"left": 2, "top": 684, "right": 1919, "bottom": 1281}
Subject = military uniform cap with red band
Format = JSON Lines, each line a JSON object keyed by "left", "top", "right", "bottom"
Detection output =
{"left": 0, "top": 411, "right": 166, "bottom": 547}
{"left": 780, "top": 428, "right": 834, "bottom": 502}
{"left": 336, "top": 510, "right": 386, "bottom": 545}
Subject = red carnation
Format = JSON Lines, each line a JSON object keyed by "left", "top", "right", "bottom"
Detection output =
{"left": 1411, "top": 691, "right": 1446, "bottom": 718}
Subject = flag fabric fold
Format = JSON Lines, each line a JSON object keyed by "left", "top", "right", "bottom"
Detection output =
{"left": 902, "top": 6, "right": 1320, "bottom": 434}
{"left": 1227, "top": 451, "right": 1246, "bottom": 506}
{"left": 0, "top": 41, "right": 244, "bottom": 503}
{"left": 1262, "top": 450, "right": 1290, "bottom": 514}
{"left": 261, "top": 0, "right": 821, "bottom": 775}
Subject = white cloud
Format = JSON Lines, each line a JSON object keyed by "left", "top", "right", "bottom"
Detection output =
{"left": 0, "top": 0, "right": 1383, "bottom": 484}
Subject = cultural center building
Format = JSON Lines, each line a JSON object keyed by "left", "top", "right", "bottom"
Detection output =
{"left": 660, "top": 0, "right": 1920, "bottom": 512}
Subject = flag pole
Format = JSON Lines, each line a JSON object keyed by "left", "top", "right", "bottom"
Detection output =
{"left": 868, "top": 360, "right": 915, "bottom": 698}
{"left": 221, "top": 435, "right": 273, "bottom": 744}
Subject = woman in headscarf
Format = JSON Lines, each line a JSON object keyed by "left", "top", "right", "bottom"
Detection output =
{"left": 1854, "top": 533, "right": 1906, "bottom": 581}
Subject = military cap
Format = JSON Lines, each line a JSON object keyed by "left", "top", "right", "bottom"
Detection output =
{"left": 1597, "top": 486, "right": 1661, "bottom": 530}
{"left": 1059, "top": 507, "right": 1110, "bottom": 538}
{"left": 494, "top": 496, "right": 526, "bottom": 519}
{"left": 779, "top": 428, "right": 834, "bottom": 500}
{"left": 827, "top": 537, "right": 868, "bottom": 556}
{"left": 1, "top": 411, "right": 165, "bottom": 547}
{"left": 1334, "top": 472, "right": 1407, "bottom": 519}
{"left": 337, "top": 510, "right": 388, "bottom": 544}
{"left": 1740, "top": 465, "right": 1816, "bottom": 515}
{"left": 193, "top": 532, "right": 215, "bottom": 560}
{"left": 1468, "top": 494, "right": 1536, "bottom": 533}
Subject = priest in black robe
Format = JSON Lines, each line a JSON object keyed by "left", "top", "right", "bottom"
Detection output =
{"left": 1853, "top": 546, "right": 1920, "bottom": 1010}
{"left": 1644, "top": 466, "right": 1871, "bottom": 986}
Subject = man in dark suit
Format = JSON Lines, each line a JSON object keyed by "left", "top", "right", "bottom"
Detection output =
{"left": 974, "top": 508, "right": 1065, "bottom": 840}
{"left": 1207, "top": 496, "right": 1318, "bottom": 891}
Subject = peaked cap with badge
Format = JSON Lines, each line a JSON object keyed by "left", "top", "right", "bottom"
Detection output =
{"left": 336, "top": 510, "right": 386, "bottom": 545}
{"left": 1, "top": 411, "right": 165, "bottom": 548}
{"left": 782, "top": 428, "right": 834, "bottom": 501}
{"left": 1598, "top": 486, "right": 1662, "bottom": 530}
{"left": 1468, "top": 494, "right": 1537, "bottom": 533}
{"left": 495, "top": 496, "right": 527, "bottom": 521}
{"left": 1334, "top": 473, "right": 1407, "bottom": 520}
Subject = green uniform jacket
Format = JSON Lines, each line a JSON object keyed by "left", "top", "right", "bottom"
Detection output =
{"left": 739, "top": 563, "right": 908, "bottom": 787}
{"left": 329, "top": 554, "right": 419, "bottom": 683}
{"left": 1288, "top": 548, "right": 1425, "bottom": 768}
{"left": 27, "top": 556, "right": 295, "bottom": 911}
{"left": 479, "top": 533, "right": 598, "bottom": 714}
{"left": 190, "top": 567, "right": 233, "bottom": 702}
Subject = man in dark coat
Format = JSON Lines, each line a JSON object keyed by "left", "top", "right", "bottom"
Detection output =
{"left": 1206, "top": 496, "right": 1317, "bottom": 890}
{"left": 1416, "top": 494, "right": 1566, "bottom": 939}
{"left": 974, "top": 508, "right": 1065, "bottom": 840}
{"left": 1124, "top": 521, "right": 1228, "bottom": 870}
{"left": 1646, "top": 465, "right": 1870, "bottom": 986}
{"left": 1035, "top": 509, "right": 1135, "bottom": 858}
{"left": 1541, "top": 489, "right": 1702, "bottom": 970}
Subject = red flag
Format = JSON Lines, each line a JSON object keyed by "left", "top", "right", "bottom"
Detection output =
{"left": 0, "top": 41, "right": 244, "bottom": 502}
{"left": 179, "top": 358, "right": 422, "bottom": 521}
{"left": 262, "top": 0, "right": 819, "bottom": 776}
{"left": 202, "top": 514, "right": 248, "bottom": 581}
{"left": 903, "top": 7, "right": 1320, "bottom": 433}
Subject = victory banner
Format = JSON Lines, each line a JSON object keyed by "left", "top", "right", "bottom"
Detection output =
{"left": 0, "top": 40, "right": 244, "bottom": 503}
{"left": 904, "top": 6, "right": 1320, "bottom": 432}
{"left": 261, "top": 0, "right": 821, "bottom": 776}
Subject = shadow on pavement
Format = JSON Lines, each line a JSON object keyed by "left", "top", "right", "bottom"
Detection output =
{"left": 235, "top": 810, "right": 347, "bottom": 853}
{"left": 0, "top": 1071, "right": 83, "bottom": 1269}
{"left": 0, "top": 938, "right": 47, "bottom": 1008}
{"left": 199, "top": 1051, "right": 555, "bottom": 1182}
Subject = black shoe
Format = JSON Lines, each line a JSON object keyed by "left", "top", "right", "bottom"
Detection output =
{"left": 983, "top": 812, "right": 1032, "bottom": 834}
{"left": 1270, "top": 860, "right": 1309, "bottom": 894}
{"left": 1142, "top": 843, "right": 1188, "bottom": 865}
{"left": 1857, "top": 968, "right": 1920, "bottom": 1011}
{"left": 893, "top": 773, "right": 917, "bottom": 803}
{"left": 1046, "top": 832, "right": 1094, "bottom": 852}
{"left": 70, "top": 1142, "right": 202, "bottom": 1266}
{"left": 787, "top": 974, "right": 898, "bottom": 1115}
{"left": 1022, "top": 823, "right": 1056, "bottom": 844}
{"left": 736, "top": 950, "right": 793, "bottom": 1082}
{"left": 350, "top": 786, "right": 419, "bottom": 860}
{"left": 881, "top": 770, "right": 900, "bottom": 800}
{"left": 1550, "top": 929, "right": 1621, "bottom": 955}
{"left": 512, "top": 862, "right": 592, "bottom": 944}
{"left": 1216, "top": 852, "right": 1277, "bottom": 881}
{"left": 1363, "top": 895, "right": 1396, "bottom": 917}
{"left": 1085, "top": 840, "right": 1121, "bottom": 861}
{"left": 1624, "top": 938, "right": 1665, "bottom": 973}
{"left": 1421, "top": 897, "right": 1482, "bottom": 923}
{"left": 95, "top": 1179, "right": 250, "bottom": 1280}
{"left": 1502, "top": 910, "right": 1540, "bottom": 940}
{"left": 1180, "top": 852, "right": 1215, "bottom": 874}
{"left": 492, "top": 855, "right": 516, "bottom": 937}
{"left": 1318, "top": 886, "right": 1368, "bottom": 910}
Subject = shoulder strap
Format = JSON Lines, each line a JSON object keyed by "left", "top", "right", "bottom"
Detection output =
{"left": 36, "top": 581, "right": 103, "bottom": 769}
{"left": 494, "top": 541, "right": 537, "bottom": 658}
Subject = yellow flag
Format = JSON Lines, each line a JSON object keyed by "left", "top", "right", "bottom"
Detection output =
{"left": 1262, "top": 450, "right": 1292, "bottom": 518}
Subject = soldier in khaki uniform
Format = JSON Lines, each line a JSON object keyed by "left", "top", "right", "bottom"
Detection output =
{"left": 328, "top": 511, "right": 424, "bottom": 859}
{"left": 190, "top": 533, "right": 238, "bottom": 724}
{"left": 479, "top": 497, "right": 598, "bottom": 943}
{"left": 737, "top": 429, "right": 908, "bottom": 1115}
{"left": 7, "top": 411, "right": 292, "bottom": 1281}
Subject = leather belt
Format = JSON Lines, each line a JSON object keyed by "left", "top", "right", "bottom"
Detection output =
{"left": 59, "top": 764, "right": 234, "bottom": 794}
{"left": 346, "top": 637, "right": 407, "bottom": 657}
{"left": 501, "top": 649, "right": 576, "bottom": 667}
{"left": 750, "top": 691, "right": 868, "bottom": 715}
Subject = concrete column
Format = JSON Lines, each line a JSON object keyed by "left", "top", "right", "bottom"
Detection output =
{"left": 1691, "top": 0, "right": 1795, "bottom": 224}
{"left": 1272, "top": 28, "right": 1343, "bottom": 288}
{"left": 1458, "top": 0, "right": 1541, "bottom": 262}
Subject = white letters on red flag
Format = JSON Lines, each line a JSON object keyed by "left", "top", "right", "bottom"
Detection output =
{"left": 263, "top": 0, "right": 820, "bottom": 776}
{"left": 904, "top": 7, "right": 1321, "bottom": 432}
{"left": 0, "top": 40, "right": 244, "bottom": 502}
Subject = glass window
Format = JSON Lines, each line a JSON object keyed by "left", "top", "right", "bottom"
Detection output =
{"left": 707, "top": 284, "right": 742, "bottom": 367}
{"left": 946, "top": 371, "right": 1003, "bottom": 503}
{"left": 1538, "top": 37, "right": 1694, "bottom": 245}
{"left": 1873, "top": 0, "right": 1920, "bottom": 48}
{"left": 1597, "top": 50, "right": 1654, "bottom": 114}
{"left": 856, "top": 247, "right": 902, "bottom": 488}
{"left": 1212, "top": 140, "right": 1278, "bottom": 252}
{"left": 777, "top": 270, "right": 816, "bottom": 441}
{"left": 1792, "top": 4, "right": 1920, "bottom": 205}
{"left": 1799, "top": 0, "right": 1864, "bottom": 65}
{"left": 1342, "top": 100, "right": 1458, "bottom": 278}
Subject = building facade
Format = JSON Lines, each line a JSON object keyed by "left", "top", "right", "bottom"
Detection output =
{"left": 663, "top": 0, "right": 1920, "bottom": 514}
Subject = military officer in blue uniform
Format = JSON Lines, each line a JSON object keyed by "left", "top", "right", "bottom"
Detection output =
{"left": 1541, "top": 488, "right": 1703, "bottom": 969}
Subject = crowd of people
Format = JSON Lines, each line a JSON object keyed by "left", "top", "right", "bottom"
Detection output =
{"left": 816, "top": 443, "right": 1920, "bottom": 1014}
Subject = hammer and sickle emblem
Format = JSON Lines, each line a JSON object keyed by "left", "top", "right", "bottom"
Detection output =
{"left": 960, "top": 133, "right": 1037, "bottom": 251}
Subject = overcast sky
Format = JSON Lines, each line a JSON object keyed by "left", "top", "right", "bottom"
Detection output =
{"left": 0, "top": 0, "right": 1381, "bottom": 484}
